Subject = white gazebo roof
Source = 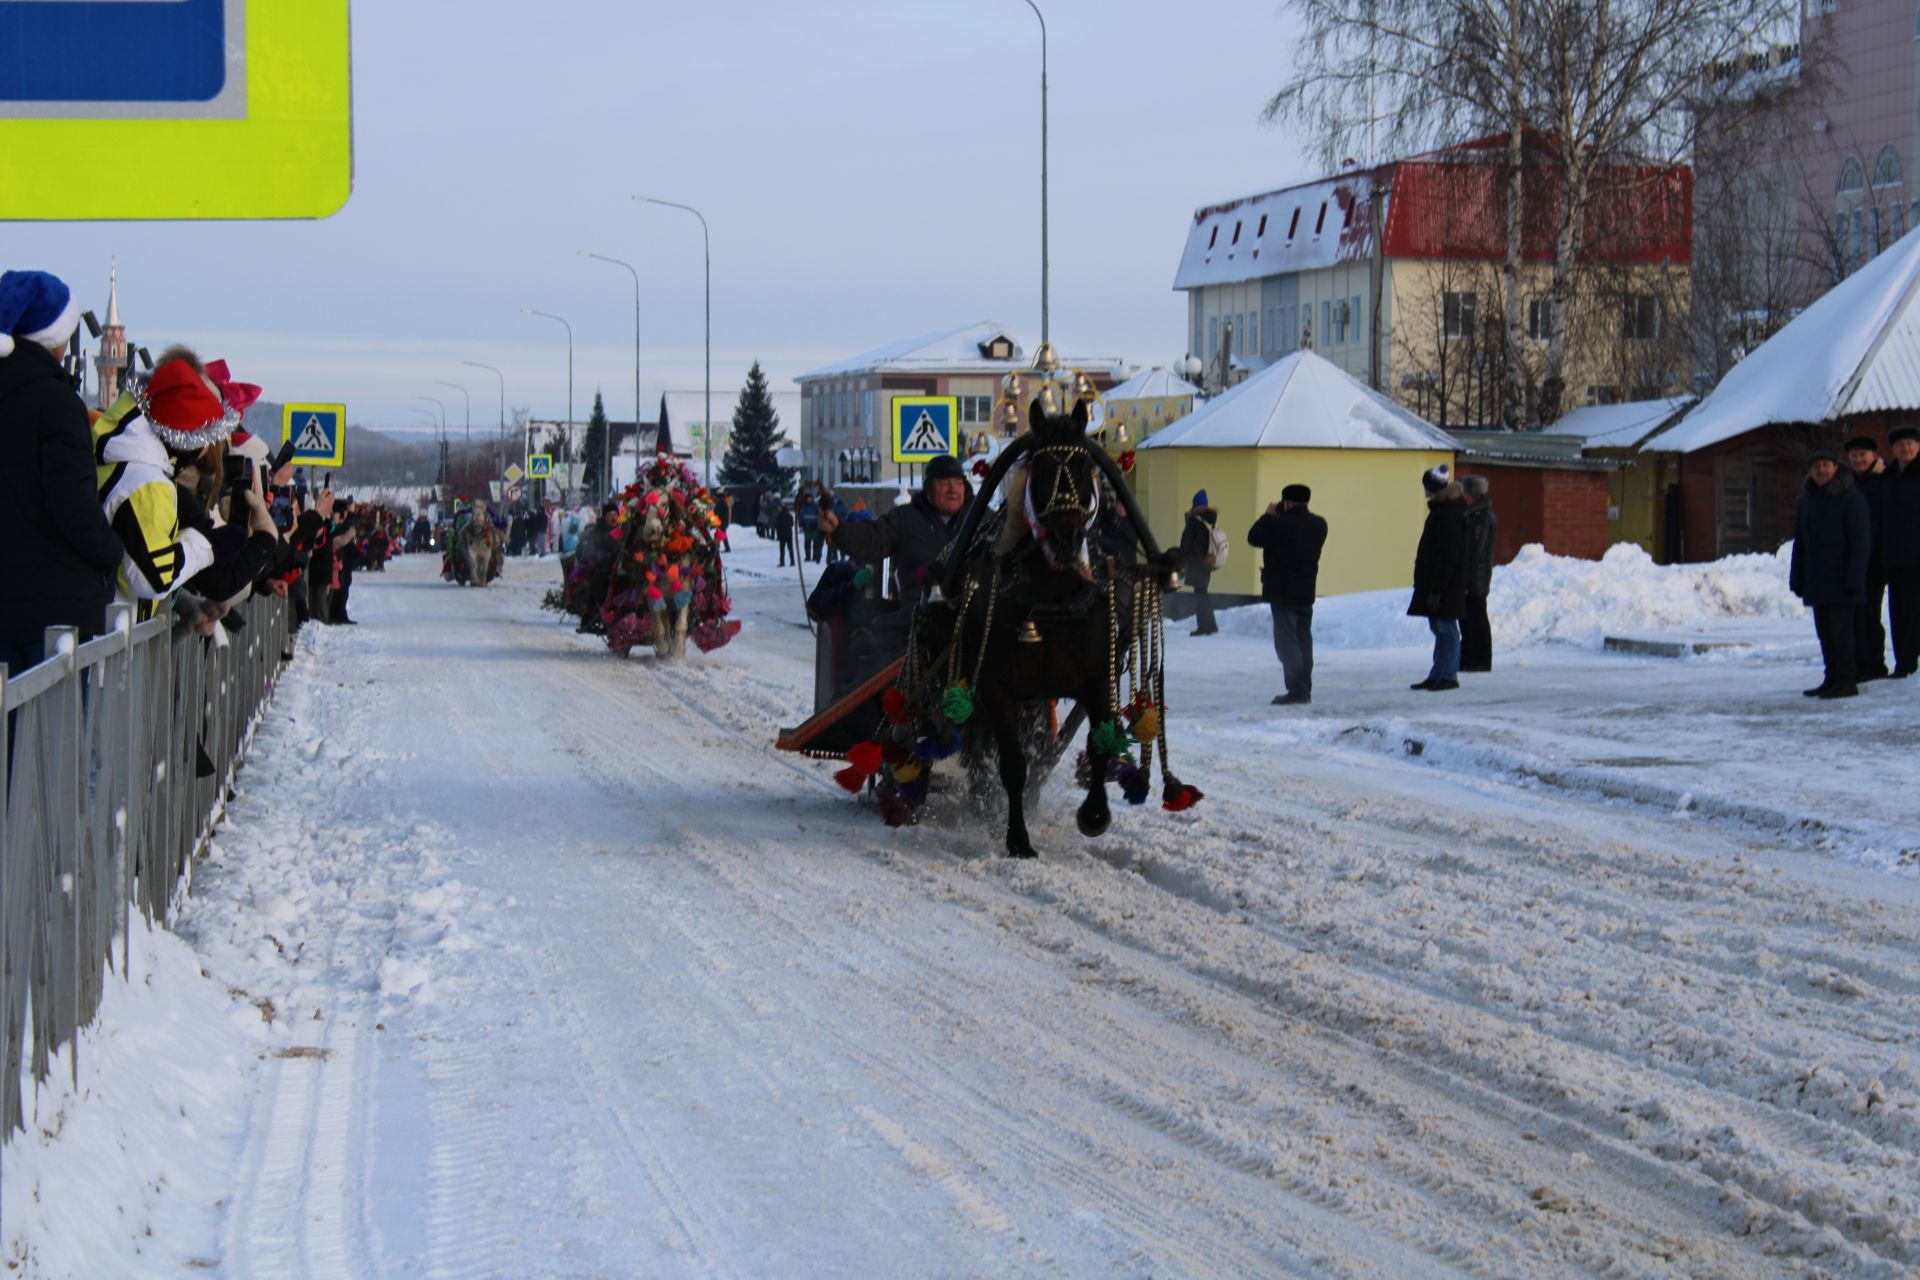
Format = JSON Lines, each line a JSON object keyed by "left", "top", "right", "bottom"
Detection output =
{"left": 796, "top": 321, "right": 1128, "bottom": 382}
{"left": 1103, "top": 367, "right": 1200, "bottom": 401}
{"left": 1541, "top": 397, "right": 1692, "bottom": 449}
{"left": 1643, "top": 229, "right": 1920, "bottom": 453}
{"left": 1138, "top": 350, "right": 1458, "bottom": 451}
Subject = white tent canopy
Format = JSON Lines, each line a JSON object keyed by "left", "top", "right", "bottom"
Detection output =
{"left": 1643, "top": 228, "right": 1920, "bottom": 453}
{"left": 1103, "top": 367, "right": 1200, "bottom": 401}
{"left": 1138, "top": 349, "right": 1457, "bottom": 451}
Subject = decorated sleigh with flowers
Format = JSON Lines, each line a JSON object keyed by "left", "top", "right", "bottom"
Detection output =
{"left": 778, "top": 346, "right": 1201, "bottom": 858}
{"left": 598, "top": 454, "right": 740, "bottom": 660}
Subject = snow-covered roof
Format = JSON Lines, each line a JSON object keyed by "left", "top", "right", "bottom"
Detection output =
{"left": 1541, "top": 397, "right": 1692, "bottom": 449}
{"left": 1173, "top": 171, "right": 1382, "bottom": 291}
{"left": 796, "top": 321, "right": 1127, "bottom": 381}
{"left": 1642, "top": 230, "right": 1920, "bottom": 453}
{"left": 1103, "top": 367, "right": 1199, "bottom": 401}
{"left": 1137, "top": 350, "right": 1458, "bottom": 452}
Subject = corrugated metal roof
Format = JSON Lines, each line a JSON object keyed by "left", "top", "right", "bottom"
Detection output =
{"left": 1540, "top": 397, "right": 1692, "bottom": 449}
{"left": 1643, "top": 228, "right": 1920, "bottom": 452}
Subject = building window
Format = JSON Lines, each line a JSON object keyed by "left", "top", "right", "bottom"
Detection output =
{"left": 1874, "top": 144, "right": 1903, "bottom": 188}
{"left": 1231, "top": 220, "right": 1242, "bottom": 246}
{"left": 1872, "top": 206, "right": 1884, "bottom": 257}
{"left": 1207, "top": 225, "right": 1218, "bottom": 250}
{"left": 1287, "top": 208, "right": 1301, "bottom": 240}
{"left": 958, "top": 394, "right": 992, "bottom": 424}
{"left": 1586, "top": 385, "right": 1621, "bottom": 406}
{"left": 1444, "top": 291, "right": 1478, "bottom": 340}
{"left": 1208, "top": 316, "right": 1218, "bottom": 356}
{"left": 1256, "top": 213, "right": 1268, "bottom": 238}
{"left": 1623, "top": 294, "right": 1660, "bottom": 340}
{"left": 1247, "top": 310, "right": 1258, "bottom": 353}
{"left": 1527, "top": 296, "right": 1555, "bottom": 340}
{"left": 1314, "top": 203, "right": 1328, "bottom": 235}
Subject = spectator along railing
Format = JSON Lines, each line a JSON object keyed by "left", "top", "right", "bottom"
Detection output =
{"left": 0, "top": 594, "right": 291, "bottom": 1142}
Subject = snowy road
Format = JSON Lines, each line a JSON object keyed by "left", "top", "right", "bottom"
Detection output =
{"left": 15, "top": 539, "right": 1920, "bottom": 1277}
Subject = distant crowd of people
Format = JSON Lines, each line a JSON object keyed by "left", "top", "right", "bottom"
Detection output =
{"left": 3, "top": 267, "right": 402, "bottom": 682}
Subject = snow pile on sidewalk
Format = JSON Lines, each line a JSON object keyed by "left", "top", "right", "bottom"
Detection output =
{"left": 1489, "top": 542, "right": 1803, "bottom": 648}
{"left": 1217, "top": 541, "right": 1805, "bottom": 651}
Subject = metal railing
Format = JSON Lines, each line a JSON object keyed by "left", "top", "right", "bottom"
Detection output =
{"left": 0, "top": 593, "right": 291, "bottom": 1140}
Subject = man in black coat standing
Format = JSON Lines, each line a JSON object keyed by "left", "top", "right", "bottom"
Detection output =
{"left": 1179, "top": 490, "right": 1220, "bottom": 636}
{"left": 1247, "top": 483, "right": 1328, "bottom": 705}
{"left": 1789, "top": 449, "right": 1872, "bottom": 698}
{"left": 820, "top": 453, "right": 971, "bottom": 602}
{"left": 1459, "top": 475, "right": 1498, "bottom": 673}
{"left": 1845, "top": 435, "right": 1891, "bottom": 681}
{"left": 1408, "top": 465, "right": 1469, "bottom": 692}
{"left": 1884, "top": 423, "right": 1920, "bottom": 677}
{"left": 0, "top": 270, "right": 124, "bottom": 673}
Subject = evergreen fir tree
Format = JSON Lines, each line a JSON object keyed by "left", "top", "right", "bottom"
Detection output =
{"left": 718, "top": 361, "right": 795, "bottom": 492}
{"left": 582, "top": 391, "right": 609, "bottom": 500}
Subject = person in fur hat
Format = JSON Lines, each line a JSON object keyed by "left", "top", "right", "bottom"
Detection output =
{"left": 0, "top": 269, "right": 125, "bottom": 670}
{"left": 1790, "top": 448, "right": 1871, "bottom": 698}
{"left": 1844, "top": 434, "right": 1891, "bottom": 680}
{"left": 1883, "top": 423, "right": 1920, "bottom": 677}
{"left": 1408, "top": 465, "right": 1468, "bottom": 691}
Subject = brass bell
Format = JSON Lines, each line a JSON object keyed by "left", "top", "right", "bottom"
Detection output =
{"left": 1002, "top": 373, "right": 1027, "bottom": 403}
{"left": 1031, "top": 341, "right": 1060, "bottom": 373}
{"left": 1017, "top": 620, "right": 1043, "bottom": 644}
{"left": 1036, "top": 382, "right": 1063, "bottom": 416}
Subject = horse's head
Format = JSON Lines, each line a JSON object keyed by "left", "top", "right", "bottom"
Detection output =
{"left": 1023, "top": 397, "right": 1100, "bottom": 572}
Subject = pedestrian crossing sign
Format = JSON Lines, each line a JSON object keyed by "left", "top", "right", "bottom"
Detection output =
{"left": 527, "top": 454, "right": 553, "bottom": 479}
{"left": 283, "top": 403, "right": 345, "bottom": 467}
{"left": 890, "top": 396, "right": 959, "bottom": 464}
{"left": 1, "top": 1, "right": 353, "bottom": 219}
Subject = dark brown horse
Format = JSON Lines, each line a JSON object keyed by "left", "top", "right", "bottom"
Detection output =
{"left": 932, "top": 398, "right": 1180, "bottom": 857}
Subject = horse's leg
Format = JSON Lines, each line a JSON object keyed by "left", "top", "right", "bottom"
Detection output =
{"left": 988, "top": 693, "right": 1035, "bottom": 858}
{"left": 652, "top": 604, "right": 672, "bottom": 659}
{"left": 1075, "top": 680, "right": 1112, "bottom": 839}
{"left": 673, "top": 604, "right": 689, "bottom": 659}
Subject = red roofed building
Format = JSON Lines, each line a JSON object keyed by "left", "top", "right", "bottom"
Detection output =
{"left": 1175, "top": 132, "right": 1693, "bottom": 429}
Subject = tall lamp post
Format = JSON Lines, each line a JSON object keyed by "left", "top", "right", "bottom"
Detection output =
{"left": 462, "top": 359, "right": 507, "bottom": 480}
{"left": 638, "top": 196, "right": 711, "bottom": 486}
{"left": 1019, "top": 0, "right": 1049, "bottom": 347}
{"left": 435, "top": 379, "right": 471, "bottom": 483}
{"left": 579, "top": 251, "right": 640, "bottom": 500}
{"left": 415, "top": 395, "right": 447, "bottom": 489}
{"left": 522, "top": 308, "right": 573, "bottom": 499}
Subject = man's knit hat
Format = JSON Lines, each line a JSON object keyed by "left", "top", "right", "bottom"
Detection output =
{"left": 1845, "top": 434, "right": 1880, "bottom": 453}
{"left": 0, "top": 270, "right": 81, "bottom": 358}
{"left": 1891, "top": 424, "right": 1920, "bottom": 445}
{"left": 1421, "top": 464, "right": 1451, "bottom": 494}
{"left": 1281, "top": 483, "right": 1311, "bottom": 504}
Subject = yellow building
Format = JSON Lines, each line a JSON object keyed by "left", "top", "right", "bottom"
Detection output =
{"left": 1137, "top": 351, "right": 1457, "bottom": 604}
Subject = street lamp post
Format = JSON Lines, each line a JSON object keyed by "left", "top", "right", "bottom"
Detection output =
{"left": 579, "top": 251, "right": 640, "bottom": 501}
{"left": 415, "top": 395, "right": 447, "bottom": 489}
{"left": 1019, "top": 0, "right": 1049, "bottom": 346}
{"left": 523, "top": 309, "right": 573, "bottom": 500}
{"left": 638, "top": 197, "right": 711, "bottom": 487}
{"left": 462, "top": 359, "right": 507, "bottom": 481}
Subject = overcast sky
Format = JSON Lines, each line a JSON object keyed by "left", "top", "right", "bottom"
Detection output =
{"left": 13, "top": 1, "right": 1312, "bottom": 440}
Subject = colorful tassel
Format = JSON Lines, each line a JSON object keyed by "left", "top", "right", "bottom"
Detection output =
{"left": 891, "top": 759, "right": 922, "bottom": 784}
{"left": 847, "top": 741, "right": 884, "bottom": 775}
{"left": 1161, "top": 777, "right": 1204, "bottom": 812}
{"left": 853, "top": 566, "right": 875, "bottom": 591}
{"left": 1089, "top": 719, "right": 1134, "bottom": 760}
{"left": 1117, "top": 763, "right": 1150, "bottom": 805}
{"left": 1132, "top": 707, "right": 1161, "bottom": 743}
{"left": 882, "top": 687, "right": 910, "bottom": 725}
{"left": 877, "top": 791, "right": 913, "bottom": 827}
{"left": 942, "top": 683, "right": 975, "bottom": 725}
{"left": 833, "top": 764, "right": 869, "bottom": 793}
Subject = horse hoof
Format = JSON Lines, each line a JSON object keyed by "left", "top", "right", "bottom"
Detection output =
{"left": 1076, "top": 804, "right": 1111, "bottom": 838}
{"left": 1006, "top": 835, "right": 1037, "bottom": 859}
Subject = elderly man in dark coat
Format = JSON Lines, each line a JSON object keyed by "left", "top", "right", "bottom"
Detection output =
{"left": 1459, "top": 475, "right": 1498, "bottom": 673}
{"left": 1883, "top": 423, "right": 1920, "bottom": 677}
{"left": 1247, "top": 483, "right": 1327, "bottom": 705}
{"left": 1790, "top": 448, "right": 1872, "bottom": 698}
{"left": 819, "top": 453, "right": 971, "bottom": 602}
{"left": 0, "top": 269, "right": 124, "bottom": 672}
{"left": 1845, "top": 435, "right": 1891, "bottom": 680}
{"left": 1408, "top": 465, "right": 1469, "bottom": 692}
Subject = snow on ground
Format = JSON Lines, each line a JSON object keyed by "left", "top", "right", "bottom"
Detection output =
{"left": 7, "top": 534, "right": 1920, "bottom": 1277}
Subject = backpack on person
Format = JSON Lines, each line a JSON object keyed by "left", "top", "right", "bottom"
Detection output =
{"left": 1204, "top": 521, "right": 1230, "bottom": 571}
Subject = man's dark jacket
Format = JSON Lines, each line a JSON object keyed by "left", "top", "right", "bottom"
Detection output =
{"left": 830, "top": 486, "right": 968, "bottom": 596}
{"left": 1854, "top": 465, "right": 1887, "bottom": 571}
{"left": 1790, "top": 467, "right": 1871, "bottom": 606}
{"left": 0, "top": 342, "right": 124, "bottom": 645}
{"left": 1245, "top": 504, "right": 1328, "bottom": 606}
{"left": 1464, "top": 500, "right": 1498, "bottom": 598}
{"left": 1883, "top": 456, "right": 1920, "bottom": 570}
{"left": 1407, "top": 485, "right": 1469, "bottom": 621}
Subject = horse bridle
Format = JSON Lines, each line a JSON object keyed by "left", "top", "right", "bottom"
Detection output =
{"left": 1023, "top": 443, "right": 1099, "bottom": 570}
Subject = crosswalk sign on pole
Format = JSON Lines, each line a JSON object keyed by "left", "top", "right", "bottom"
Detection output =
{"left": 283, "top": 403, "right": 346, "bottom": 467}
{"left": 527, "top": 454, "right": 553, "bottom": 479}
{"left": 1, "top": 1, "right": 352, "bottom": 219}
{"left": 890, "top": 396, "right": 959, "bottom": 464}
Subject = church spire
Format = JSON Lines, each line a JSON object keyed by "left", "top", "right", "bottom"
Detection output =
{"left": 105, "top": 262, "right": 121, "bottom": 329}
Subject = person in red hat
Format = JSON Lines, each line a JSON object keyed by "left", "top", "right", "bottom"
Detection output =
{"left": 93, "top": 350, "right": 274, "bottom": 618}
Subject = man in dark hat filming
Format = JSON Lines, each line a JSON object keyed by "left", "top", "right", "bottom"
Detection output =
{"left": 1247, "top": 483, "right": 1327, "bottom": 705}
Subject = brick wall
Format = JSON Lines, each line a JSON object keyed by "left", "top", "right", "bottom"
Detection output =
{"left": 1456, "top": 461, "right": 1608, "bottom": 562}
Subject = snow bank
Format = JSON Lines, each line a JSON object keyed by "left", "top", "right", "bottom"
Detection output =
{"left": 1216, "top": 542, "right": 1805, "bottom": 651}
